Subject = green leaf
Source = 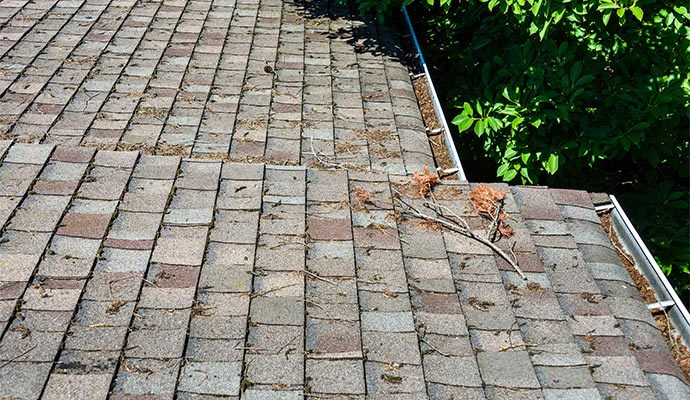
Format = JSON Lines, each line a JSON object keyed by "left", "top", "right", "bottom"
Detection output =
{"left": 531, "top": 0, "right": 542, "bottom": 15}
{"left": 648, "top": 148, "right": 660, "bottom": 167}
{"left": 451, "top": 114, "right": 468, "bottom": 125}
{"left": 616, "top": 8, "right": 625, "bottom": 17}
{"left": 463, "top": 102, "right": 473, "bottom": 117}
{"left": 669, "top": 191, "right": 684, "bottom": 201}
{"left": 502, "top": 87, "right": 512, "bottom": 102}
{"left": 630, "top": 122, "right": 650, "bottom": 131}
{"left": 474, "top": 119, "right": 487, "bottom": 136}
{"left": 503, "top": 169, "right": 518, "bottom": 181}
{"left": 558, "top": 42, "right": 567, "bottom": 57}
{"left": 569, "top": 61, "right": 582, "bottom": 83}
{"left": 521, "top": 153, "right": 531, "bottom": 163}
{"left": 511, "top": 117, "right": 525, "bottom": 129}
{"left": 473, "top": 38, "right": 491, "bottom": 50}
{"left": 563, "top": 141, "right": 577, "bottom": 150}
{"left": 630, "top": 6, "right": 643, "bottom": 21}
{"left": 504, "top": 147, "right": 518, "bottom": 159}
{"left": 538, "top": 20, "right": 551, "bottom": 40}
{"left": 574, "top": 75, "right": 594, "bottom": 87}
{"left": 602, "top": 11, "right": 612, "bottom": 25}
{"left": 487, "top": 117, "right": 502, "bottom": 131}
{"left": 570, "top": 88, "right": 584, "bottom": 102}
{"left": 618, "top": 12, "right": 626, "bottom": 25}
{"left": 497, "top": 163, "right": 511, "bottom": 176}
{"left": 546, "top": 154, "right": 559, "bottom": 174}
{"left": 597, "top": 1, "right": 618, "bottom": 11}
{"left": 452, "top": 115, "right": 474, "bottom": 132}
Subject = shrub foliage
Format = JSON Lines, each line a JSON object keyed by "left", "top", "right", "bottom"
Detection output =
{"left": 355, "top": 0, "right": 690, "bottom": 300}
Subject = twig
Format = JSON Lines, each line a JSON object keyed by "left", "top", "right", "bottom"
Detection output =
{"left": 356, "top": 278, "right": 381, "bottom": 285}
{"left": 310, "top": 136, "right": 349, "bottom": 170}
{"left": 273, "top": 335, "right": 298, "bottom": 355}
{"left": 0, "top": 344, "right": 37, "bottom": 370}
{"left": 499, "top": 342, "right": 538, "bottom": 352}
{"left": 375, "top": 224, "right": 408, "bottom": 244}
{"left": 303, "top": 270, "right": 336, "bottom": 285}
{"left": 250, "top": 283, "right": 298, "bottom": 298}
{"left": 486, "top": 197, "right": 504, "bottom": 242}
{"left": 305, "top": 299, "right": 326, "bottom": 310}
{"left": 419, "top": 336, "right": 458, "bottom": 357}
{"left": 142, "top": 278, "right": 157, "bottom": 287}
{"left": 417, "top": 195, "right": 471, "bottom": 231}
{"left": 509, "top": 241, "right": 519, "bottom": 267}
{"left": 394, "top": 193, "right": 527, "bottom": 280}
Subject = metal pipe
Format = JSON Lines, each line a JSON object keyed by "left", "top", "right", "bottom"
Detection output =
{"left": 609, "top": 195, "right": 690, "bottom": 347}
{"left": 401, "top": 6, "right": 467, "bottom": 181}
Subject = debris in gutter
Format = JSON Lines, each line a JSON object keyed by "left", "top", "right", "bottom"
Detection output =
{"left": 600, "top": 212, "right": 690, "bottom": 381}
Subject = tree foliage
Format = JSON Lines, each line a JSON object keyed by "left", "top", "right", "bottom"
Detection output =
{"left": 353, "top": 0, "right": 690, "bottom": 300}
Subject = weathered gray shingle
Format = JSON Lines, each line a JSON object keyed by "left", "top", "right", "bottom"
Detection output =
{"left": 0, "top": 0, "right": 686, "bottom": 395}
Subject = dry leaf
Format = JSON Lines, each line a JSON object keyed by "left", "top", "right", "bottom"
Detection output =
{"left": 353, "top": 187, "right": 372, "bottom": 204}
{"left": 381, "top": 374, "right": 403, "bottom": 384}
{"left": 470, "top": 184, "right": 514, "bottom": 238}
{"left": 413, "top": 166, "right": 440, "bottom": 197}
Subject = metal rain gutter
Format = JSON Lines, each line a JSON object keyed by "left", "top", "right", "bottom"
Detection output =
{"left": 401, "top": 6, "right": 467, "bottom": 181}
{"left": 607, "top": 195, "right": 690, "bottom": 347}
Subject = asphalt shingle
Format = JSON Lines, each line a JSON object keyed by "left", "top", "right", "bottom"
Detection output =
{"left": 0, "top": 0, "right": 686, "bottom": 395}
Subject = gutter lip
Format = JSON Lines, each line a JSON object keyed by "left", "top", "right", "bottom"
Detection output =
{"left": 609, "top": 194, "right": 690, "bottom": 347}
{"left": 401, "top": 6, "right": 467, "bottom": 181}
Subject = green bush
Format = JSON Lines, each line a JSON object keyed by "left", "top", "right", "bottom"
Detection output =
{"left": 354, "top": 0, "right": 690, "bottom": 301}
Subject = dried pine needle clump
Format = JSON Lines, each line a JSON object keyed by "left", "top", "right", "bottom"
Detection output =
{"left": 470, "top": 184, "right": 514, "bottom": 238}
{"left": 353, "top": 187, "right": 372, "bottom": 204}
{"left": 413, "top": 166, "right": 440, "bottom": 197}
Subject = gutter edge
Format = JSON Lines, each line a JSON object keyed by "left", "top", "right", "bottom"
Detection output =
{"left": 401, "top": 6, "right": 467, "bottom": 181}
{"left": 609, "top": 194, "right": 690, "bottom": 348}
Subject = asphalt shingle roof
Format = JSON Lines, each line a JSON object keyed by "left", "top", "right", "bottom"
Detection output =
{"left": 0, "top": 142, "right": 688, "bottom": 399}
{"left": 0, "top": 0, "right": 688, "bottom": 397}
{"left": 0, "top": 0, "right": 433, "bottom": 174}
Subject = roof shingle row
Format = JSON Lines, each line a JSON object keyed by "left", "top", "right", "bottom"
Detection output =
{"left": 0, "top": 142, "right": 686, "bottom": 399}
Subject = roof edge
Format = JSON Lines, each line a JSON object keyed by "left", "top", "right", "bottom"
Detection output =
{"left": 401, "top": 6, "right": 466, "bottom": 181}
{"left": 607, "top": 195, "right": 690, "bottom": 348}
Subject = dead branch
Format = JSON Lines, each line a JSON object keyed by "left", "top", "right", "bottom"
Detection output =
{"left": 393, "top": 192, "right": 527, "bottom": 280}
{"left": 309, "top": 136, "right": 349, "bottom": 170}
{"left": 423, "top": 195, "right": 471, "bottom": 231}
{"left": 486, "top": 197, "right": 504, "bottom": 242}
